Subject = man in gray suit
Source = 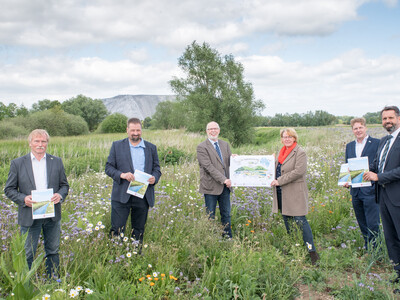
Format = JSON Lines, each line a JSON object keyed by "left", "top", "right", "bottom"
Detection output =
{"left": 4, "top": 129, "right": 69, "bottom": 278}
{"left": 197, "top": 121, "right": 232, "bottom": 238}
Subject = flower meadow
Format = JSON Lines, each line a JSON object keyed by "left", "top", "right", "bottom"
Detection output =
{"left": 0, "top": 126, "right": 398, "bottom": 299}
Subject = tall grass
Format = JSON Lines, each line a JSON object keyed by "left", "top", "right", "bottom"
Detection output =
{"left": 0, "top": 126, "right": 395, "bottom": 299}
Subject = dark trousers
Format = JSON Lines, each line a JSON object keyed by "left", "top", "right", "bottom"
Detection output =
{"left": 204, "top": 186, "right": 232, "bottom": 238}
{"left": 110, "top": 196, "right": 149, "bottom": 244}
{"left": 352, "top": 194, "right": 380, "bottom": 250}
{"left": 380, "top": 188, "right": 400, "bottom": 272}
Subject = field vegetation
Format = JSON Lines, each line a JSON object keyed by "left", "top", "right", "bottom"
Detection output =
{"left": 1, "top": 126, "right": 397, "bottom": 299}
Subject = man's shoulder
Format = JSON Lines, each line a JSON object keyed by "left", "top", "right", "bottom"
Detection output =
{"left": 346, "top": 140, "right": 355, "bottom": 147}
{"left": 113, "top": 137, "right": 128, "bottom": 145}
{"left": 143, "top": 140, "right": 157, "bottom": 149}
{"left": 368, "top": 136, "right": 380, "bottom": 143}
{"left": 11, "top": 153, "right": 30, "bottom": 164}
{"left": 197, "top": 139, "right": 210, "bottom": 149}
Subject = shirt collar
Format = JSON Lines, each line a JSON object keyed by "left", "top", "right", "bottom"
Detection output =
{"left": 208, "top": 138, "right": 218, "bottom": 145}
{"left": 30, "top": 152, "right": 46, "bottom": 161}
{"left": 129, "top": 138, "right": 146, "bottom": 148}
{"left": 390, "top": 127, "right": 400, "bottom": 140}
{"left": 355, "top": 135, "right": 369, "bottom": 144}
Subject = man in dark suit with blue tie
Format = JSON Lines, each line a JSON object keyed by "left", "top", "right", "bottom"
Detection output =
{"left": 4, "top": 129, "right": 69, "bottom": 278}
{"left": 364, "top": 106, "right": 400, "bottom": 289}
{"left": 344, "top": 117, "right": 380, "bottom": 250}
{"left": 105, "top": 118, "right": 161, "bottom": 246}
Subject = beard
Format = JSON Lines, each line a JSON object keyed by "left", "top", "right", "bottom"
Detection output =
{"left": 130, "top": 135, "right": 141, "bottom": 142}
{"left": 384, "top": 122, "right": 396, "bottom": 133}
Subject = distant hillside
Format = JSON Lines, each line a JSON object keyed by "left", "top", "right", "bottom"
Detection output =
{"left": 102, "top": 95, "right": 176, "bottom": 119}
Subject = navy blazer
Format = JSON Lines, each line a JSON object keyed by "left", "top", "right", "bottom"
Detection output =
{"left": 105, "top": 138, "right": 161, "bottom": 207}
{"left": 371, "top": 134, "right": 400, "bottom": 206}
{"left": 4, "top": 153, "right": 69, "bottom": 227}
{"left": 345, "top": 136, "right": 379, "bottom": 198}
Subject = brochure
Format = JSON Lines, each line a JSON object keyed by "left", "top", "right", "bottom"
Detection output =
{"left": 337, "top": 163, "right": 351, "bottom": 186}
{"left": 348, "top": 157, "right": 371, "bottom": 188}
{"left": 126, "top": 170, "right": 151, "bottom": 199}
{"left": 32, "top": 188, "right": 55, "bottom": 219}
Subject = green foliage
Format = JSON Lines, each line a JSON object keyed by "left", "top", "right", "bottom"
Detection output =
{"left": 152, "top": 100, "right": 188, "bottom": 129}
{"left": 169, "top": 41, "right": 264, "bottom": 146}
{"left": 142, "top": 117, "right": 152, "bottom": 129}
{"left": 99, "top": 113, "right": 127, "bottom": 133}
{"left": 11, "top": 107, "right": 89, "bottom": 137}
{"left": 61, "top": 95, "right": 108, "bottom": 131}
{"left": 363, "top": 111, "right": 381, "bottom": 124}
{"left": 254, "top": 127, "right": 281, "bottom": 145}
{"left": 30, "top": 99, "right": 61, "bottom": 113}
{"left": 158, "top": 146, "right": 191, "bottom": 165}
{"left": 266, "top": 110, "right": 337, "bottom": 127}
{"left": 0, "top": 120, "right": 28, "bottom": 139}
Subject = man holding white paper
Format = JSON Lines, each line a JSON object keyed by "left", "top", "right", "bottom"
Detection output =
{"left": 344, "top": 118, "right": 380, "bottom": 251}
{"left": 4, "top": 129, "right": 69, "bottom": 278}
{"left": 105, "top": 118, "right": 161, "bottom": 246}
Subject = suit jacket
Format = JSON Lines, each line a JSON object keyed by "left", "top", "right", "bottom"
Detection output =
{"left": 272, "top": 145, "right": 309, "bottom": 216}
{"left": 105, "top": 138, "right": 161, "bottom": 207}
{"left": 345, "top": 136, "right": 379, "bottom": 198}
{"left": 371, "top": 134, "right": 400, "bottom": 206}
{"left": 197, "top": 139, "right": 232, "bottom": 195}
{"left": 4, "top": 153, "right": 69, "bottom": 227}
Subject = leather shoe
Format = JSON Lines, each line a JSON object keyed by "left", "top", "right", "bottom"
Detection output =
{"left": 393, "top": 288, "right": 400, "bottom": 294}
{"left": 309, "top": 251, "right": 320, "bottom": 265}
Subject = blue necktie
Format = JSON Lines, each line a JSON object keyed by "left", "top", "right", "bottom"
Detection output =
{"left": 214, "top": 142, "right": 223, "bottom": 162}
{"left": 378, "top": 135, "right": 393, "bottom": 173}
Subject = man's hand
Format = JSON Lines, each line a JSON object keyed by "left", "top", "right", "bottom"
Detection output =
{"left": 51, "top": 193, "right": 62, "bottom": 204}
{"left": 363, "top": 171, "right": 378, "bottom": 182}
{"left": 148, "top": 176, "right": 156, "bottom": 185}
{"left": 24, "top": 195, "right": 35, "bottom": 207}
{"left": 121, "top": 172, "right": 135, "bottom": 182}
{"left": 224, "top": 179, "right": 232, "bottom": 188}
{"left": 343, "top": 182, "right": 350, "bottom": 188}
{"left": 271, "top": 180, "right": 279, "bottom": 187}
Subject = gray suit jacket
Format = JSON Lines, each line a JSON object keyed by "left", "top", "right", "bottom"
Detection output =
{"left": 4, "top": 153, "right": 69, "bottom": 227}
{"left": 197, "top": 139, "right": 232, "bottom": 195}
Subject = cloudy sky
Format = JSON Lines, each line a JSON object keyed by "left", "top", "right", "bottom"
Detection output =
{"left": 1, "top": 0, "right": 399, "bottom": 116}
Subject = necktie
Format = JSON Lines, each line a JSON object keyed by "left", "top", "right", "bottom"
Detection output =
{"left": 378, "top": 135, "right": 393, "bottom": 173}
{"left": 214, "top": 142, "right": 223, "bottom": 162}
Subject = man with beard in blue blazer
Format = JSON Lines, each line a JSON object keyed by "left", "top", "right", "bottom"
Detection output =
{"left": 105, "top": 118, "right": 161, "bottom": 247}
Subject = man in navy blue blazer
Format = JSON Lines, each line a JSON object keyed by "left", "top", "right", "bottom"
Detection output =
{"left": 364, "top": 106, "right": 400, "bottom": 287}
{"left": 344, "top": 117, "right": 380, "bottom": 250}
{"left": 105, "top": 118, "right": 161, "bottom": 245}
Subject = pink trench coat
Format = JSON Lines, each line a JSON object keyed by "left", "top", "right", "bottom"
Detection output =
{"left": 272, "top": 145, "right": 309, "bottom": 216}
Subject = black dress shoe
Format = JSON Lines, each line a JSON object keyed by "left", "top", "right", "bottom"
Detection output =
{"left": 393, "top": 288, "right": 400, "bottom": 294}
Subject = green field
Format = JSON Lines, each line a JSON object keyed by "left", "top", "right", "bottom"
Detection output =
{"left": 1, "top": 126, "right": 396, "bottom": 299}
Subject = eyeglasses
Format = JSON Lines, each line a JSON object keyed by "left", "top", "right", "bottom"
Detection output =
{"left": 281, "top": 136, "right": 294, "bottom": 139}
{"left": 207, "top": 128, "right": 220, "bottom": 131}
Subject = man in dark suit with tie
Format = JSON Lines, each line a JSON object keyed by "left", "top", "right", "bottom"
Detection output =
{"left": 105, "top": 118, "right": 161, "bottom": 246}
{"left": 197, "top": 121, "right": 232, "bottom": 238}
{"left": 364, "top": 106, "right": 400, "bottom": 288}
{"left": 4, "top": 129, "right": 69, "bottom": 278}
{"left": 344, "top": 117, "right": 380, "bottom": 250}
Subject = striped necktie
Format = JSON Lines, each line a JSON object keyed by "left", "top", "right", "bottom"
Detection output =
{"left": 214, "top": 142, "right": 223, "bottom": 162}
{"left": 378, "top": 135, "right": 393, "bottom": 173}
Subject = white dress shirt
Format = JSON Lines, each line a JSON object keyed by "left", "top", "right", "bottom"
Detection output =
{"left": 31, "top": 153, "right": 48, "bottom": 190}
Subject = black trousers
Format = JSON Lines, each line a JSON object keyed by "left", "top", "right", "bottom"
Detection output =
{"left": 110, "top": 196, "right": 149, "bottom": 243}
{"left": 380, "top": 188, "right": 400, "bottom": 272}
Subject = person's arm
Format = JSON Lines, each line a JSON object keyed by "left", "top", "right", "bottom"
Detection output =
{"left": 277, "top": 150, "right": 307, "bottom": 186}
{"left": 4, "top": 160, "right": 27, "bottom": 206}
{"left": 149, "top": 145, "right": 161, "bottom": 185}
{"left": 53, "top": 158, "right": 69, "bottom": 204}
{"left": 197, "top": 144, "right": 227, "bottom": 184}
{"left": 105, "top": 142, "right": 125, "bottom": 183}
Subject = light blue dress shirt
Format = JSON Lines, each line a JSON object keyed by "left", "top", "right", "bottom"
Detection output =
{"left": 130, "top": 138, "right": 146, "bottom": 172}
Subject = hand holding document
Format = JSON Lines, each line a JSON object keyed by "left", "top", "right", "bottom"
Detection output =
{"left": 32, "top": 188, "right": 55, "bottom": 219}
{"left": 338, "top": 157, "right": 371, "bottom": 187}
{"left": 126, "top": 170, "right": 151, "bottom": 198}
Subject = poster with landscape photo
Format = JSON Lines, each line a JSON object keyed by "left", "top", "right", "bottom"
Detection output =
{"left": 126, "top": 170, "right": 151, "bottom": 198}
{"left": 338, "top": 163, "right": 351, "bottom": 186}
{"left": 32, "top": 188, "right": 55, "bottom": 219}
{"left": 230, "top": 155, "right": 275, "bottom": 187}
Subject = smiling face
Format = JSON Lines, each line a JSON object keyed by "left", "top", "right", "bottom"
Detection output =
{"left": 206, "top": 122, "right": 220, "bottom": 142}
{"left": 127, "top": 122, "right": 142, "bottom": 144}
{"left": 281, "top": 132, "right": 295, "bottom": 148}
{"left": 352, "top": 122, "right": 367, "bottom": 142}
{"left": 29, "top": 134, "right": 48, "bottom": 159}
{"left": 382, "top": 110, "right": 400, "bottom": 133}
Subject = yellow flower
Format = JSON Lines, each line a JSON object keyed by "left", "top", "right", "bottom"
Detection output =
{"left": 139, "top": 277, "right": 145, "bottom": 282}
{"left": 150, "top": 282, "right": 155, "bottom": 286}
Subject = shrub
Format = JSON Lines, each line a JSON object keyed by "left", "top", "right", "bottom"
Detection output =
{"left": 0, "top": 120, "right": 28, "bottom": 140}
{"left": 99, "top": 113, "right": 128, "bottom": 133}
{"left": 158, "top": 146, "right": 191, "bottom": 165}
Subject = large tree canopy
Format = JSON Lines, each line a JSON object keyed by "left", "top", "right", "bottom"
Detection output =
{"left": 169, "top": 41, "right": 264, "bottom": 146}
{"left": 61, "top": 95, "right": 108, "bottom": 131}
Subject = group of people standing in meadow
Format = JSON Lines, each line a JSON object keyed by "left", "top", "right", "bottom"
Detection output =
{"left": 4, "top": 105, "right": 400, "bottom": 294}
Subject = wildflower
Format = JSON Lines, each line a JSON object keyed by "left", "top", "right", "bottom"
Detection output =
{"left": 144, "top": 244, "right": 148, "bottom": 248}
{"left": 54, "top": 289, "right": 65, "bottom": 293}
{"left": 75, "top": 286, "right": 82, "bottom": 292}
{"left": 42, "top": 294, "right": 51, "bottom": 300}
{"left": 161, "top": 273, "right": 165, "bottom": 277}
{"left": 306, "top": 242, "right": 313, "bottom": 250}
{"left": 341, "top": 243, "right": 347, "bottom": 248}
{"left": 97, "top": 221, "right": 102, "bottom": 226}
{"left": 329, "top": 211, "right": 333, "bottom": 214}
{"left": 153, "top": 272, "right": 158, "bottom": 277}
{"left": 295, "top": 243, "right": 300, "bottom": 247}
{"left": 100, "top": 225, "right": 105, "bottom": 229}
{"left": 87, "top": 223, "right": 93, "bottom": 228}
{"left": 95, "top": 226, "right": 100, "bottom": 231}
{"left": 120, "top": 233, "right": 124, "bottom": 238}
{"left": 133, "top": 251, "right": 137, "bottom": 255}
{"left": 69, "top": 289, "right": 78, "bottom": 298}
{"left": 150, "top": 282, "right": 155, "bottom": 286}
{"left": 148, "top": 264, "right": 152, "bottom": 268}
{"left": 86, "top": 228, "right": 92, "bottom": 233}
{"left": 127, "top": 252, "right": 132, "bottom": 258}
{"left": 123, "top": 237, "right": 128, "bottom": 242}
{"left": 139, "top": 277, "right": 145, "bottom": 282}
{"left": 251, "top": 230, "right": 255, "bottom": 233}
{"left": 64, "top": 236, "right": 69, "bottom": 240}
{"left": 85, "top": 288, "right": 93, "bottom": 294}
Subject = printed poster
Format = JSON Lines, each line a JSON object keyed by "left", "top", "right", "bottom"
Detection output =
{"left": 32, "top": 188, "right": 55, "bottom": 219}
{"left": 127, "top": 170, "right": 151, "bottom": 199}
{"left": 230, "top": 155, "right": 275, "bottom": 187}
{"left": 338, "top": 163, "right": 351, "bottom": 186}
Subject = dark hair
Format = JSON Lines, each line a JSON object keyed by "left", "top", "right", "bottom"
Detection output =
{"left": 127, "top": 117, "right": 142, "bottom": 127}
{"left": 380, "top": 106, "right": 400, "bottom": 117}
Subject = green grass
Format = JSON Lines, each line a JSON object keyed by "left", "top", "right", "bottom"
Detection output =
{"left": 0, "top": 126, "right": 395, "bottom": 299}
